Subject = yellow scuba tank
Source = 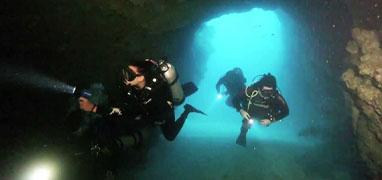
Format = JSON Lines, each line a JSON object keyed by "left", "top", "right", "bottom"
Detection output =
{"left": 157, "top": 60, "right": 185, "bottom": 105}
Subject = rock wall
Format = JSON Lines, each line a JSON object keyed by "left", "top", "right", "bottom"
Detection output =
{"left": 342, "top": 28, "right": 382, "bottom": 176}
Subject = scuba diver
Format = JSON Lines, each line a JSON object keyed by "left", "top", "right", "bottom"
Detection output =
{"left": 119, "top": 59, "right": 206, "bottom": 141}
{"left": 66, "top": 83, "right": 109, "bottom": 145}
{"left": 216, "top": 67, "right": 246, "bottom": 108}
{"left": 232, "top": 73, "right": 289, "bottom": 147}
{"left": 66, "top": 83, "right": 152, "bottom": 179}
{"left": 65, "top": 83, "right": 118, "bottom": 179}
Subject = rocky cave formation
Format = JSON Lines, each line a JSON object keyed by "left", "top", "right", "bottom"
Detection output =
{"left": 342, "top": 28, "right": 382, "bottom": 176}
{"left": 340, "top": 1, "right": 382, "bottom": 177}
{"left": 1, "top": 0, "right": 382, "bottom": 178}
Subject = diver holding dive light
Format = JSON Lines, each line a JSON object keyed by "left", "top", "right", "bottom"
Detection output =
{"left": 61, "top": 58, "right": 206, "bottom": 179}
{"left": 232, "top": 73, "right": 289, "bottom": 147}
{"left": 119, "top": 59, "right": 206, "bottom": 141}
{"left": 66, "top": 58, "right": 206, "bottom": 160}
{"left": 65, "top": 83, "right": 122, "bottom": 179}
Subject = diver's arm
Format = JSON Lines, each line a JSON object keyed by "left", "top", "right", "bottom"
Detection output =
{"left": 89, "top": 104, "right": 121, "bottom": 117}
{"left": 93, "top": 105, "right": 106, "bottom": 115}
{"left": 233, "top": 90, "right": 250, "bottom": 120}
{"left": 270, "top": 93, "right": 289, "bottom": 122}
{"left": 216, "top": 77, "right": 224, "bottom": 93}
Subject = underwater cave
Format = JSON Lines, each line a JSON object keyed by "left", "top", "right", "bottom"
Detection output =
{"left": 1, "top": 0, "right": 382, "bottom": 179}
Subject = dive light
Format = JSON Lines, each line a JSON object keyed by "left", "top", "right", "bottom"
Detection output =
{"left": 248, "top": 118, "right": 255, "bottom": 125}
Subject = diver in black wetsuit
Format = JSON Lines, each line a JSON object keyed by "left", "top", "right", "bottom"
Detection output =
{"left": 119, "top": 59, "right": 206, "bottom": 141}
{"left": 65, "top": 83, "right": 109, "bottom": 145}
{"left": 65, "top": 83, "right": 120, "bottom": 179}
{"left": 66, "top": 83, "right": 149, "bottom": 156}
{"left": 216, "top": 67, "right": 246, "bottom": 108}
{"left": 232, "top": 73, "right": 289, "bottom": 147}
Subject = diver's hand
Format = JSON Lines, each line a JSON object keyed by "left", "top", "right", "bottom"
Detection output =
{"left": 216, "top": 86, "right": 220, "bottom": 94}
{"left": 260, "top": 119, "right": 271, "bottom": 126}
{"left": 239, "top": 109, "right": 251, "bottom": 121}
{"left": 123, "top": 79, "right": 130, "bottom": 87}
{"left": 109, "top": 107, "right": 122, "bottom": 116}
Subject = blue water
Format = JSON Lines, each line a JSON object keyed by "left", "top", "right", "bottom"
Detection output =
{"left": 120, "top": 8, "right": 362, "bottom": 180}
{"left": 183, "top": 8, "right": 297, "bottom": 144}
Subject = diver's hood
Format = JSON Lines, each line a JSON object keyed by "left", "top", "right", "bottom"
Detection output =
{"left": 80, "top": 89, "right": 92, "bottom": 99}
{"left": 78, "top": 83, "right": 108, "bottom": 105}
{"left": 258, "top": 73, "right": 276, "bottom": 88}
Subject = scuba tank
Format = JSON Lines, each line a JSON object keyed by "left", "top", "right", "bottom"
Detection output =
{"left": 157, "top": 59, "right": 185, "bottom": 105}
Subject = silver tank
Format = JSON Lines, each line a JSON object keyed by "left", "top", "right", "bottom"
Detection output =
{"left": 158, "top": 60, "right": 185, "bottom": 105}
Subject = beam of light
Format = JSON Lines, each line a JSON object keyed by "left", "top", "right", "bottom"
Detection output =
{"left": 27, "top": 165, "right": 53, "bottom": 180}
{"left": 22, "top": 161, "right": 57, "bottom": 180}
{"left": 0, "top": 63, "right": 76, "bottom": 94}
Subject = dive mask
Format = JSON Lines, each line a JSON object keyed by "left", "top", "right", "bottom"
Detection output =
{"left": 122, "top": 67, "right": 141, "bottom": 81}
{"left": 261, "top": 86, "right": 276, "bottom": 99}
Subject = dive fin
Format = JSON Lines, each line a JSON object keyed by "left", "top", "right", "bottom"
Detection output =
{"left": 184, "top": 104, "right": 207, "bottom": 116}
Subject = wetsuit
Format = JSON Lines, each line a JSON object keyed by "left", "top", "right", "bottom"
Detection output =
{"left": 216, "top": 68, "right": 246, "bottom": 107}
{"left": 66, "top": 110, "right": 103, "bottom": 148}
{"left": 122, "top": 61, "right": 194, "bottom": 141}
{"left": 232, "top": 81, "right": 289, "bottom": 146}
{"left": 65, "top": 82, "right": 148, "bottom": 153}
{"left": 233, "top": 85, "right": 289, "bottom": 122}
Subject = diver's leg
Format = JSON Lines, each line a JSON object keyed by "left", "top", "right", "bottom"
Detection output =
{"left": 160, "top": 104, "right": 206, "bottom": 141}
{"left": 160, "top": 111, "right": 179, "bottom": 141}
{"left": 236, "top": 119, "right": 249, "bottom": 147}
{"left": 182, "top": 82, "right": 198, "bottom": 97}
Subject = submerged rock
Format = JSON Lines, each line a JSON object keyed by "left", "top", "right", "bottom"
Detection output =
{"left": 346, "top": 40, "right": 359, "bottom": 55}
{"left": 342, "top": 28, "right": 382, "bottom": 177}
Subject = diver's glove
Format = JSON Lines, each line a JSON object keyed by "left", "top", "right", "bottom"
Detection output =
{"left": 239, "top": 109, "right": 251, "bottom": 121}
{"left": 109, "top": 107, "right": 122, "bottom": 116}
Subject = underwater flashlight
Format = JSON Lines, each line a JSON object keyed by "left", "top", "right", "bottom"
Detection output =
{"left": 248, "top": 118, "right": 254, "bottom": 125}
{"left": 72, "top": 86, "right": 76, "bottom": 94}
{"left": 216, "top": 93, "right": 223, "bottom": 100}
